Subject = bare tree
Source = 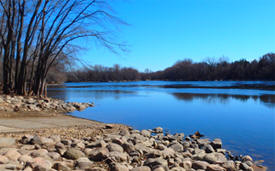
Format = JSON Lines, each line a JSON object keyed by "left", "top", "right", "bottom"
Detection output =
{"left": 0, "top": 0, "right": 125, "bottom": 96}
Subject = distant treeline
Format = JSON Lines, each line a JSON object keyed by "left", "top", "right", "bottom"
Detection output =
{"left": 66, "top": 53, "right": 275, "bottom": 82}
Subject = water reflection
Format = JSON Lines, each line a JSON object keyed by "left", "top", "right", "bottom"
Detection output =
{"left": 47, "top": 89, "right": 136, "bottom": 101}
{"left": 172, "top": 93, "right": 275, "bottom": 108}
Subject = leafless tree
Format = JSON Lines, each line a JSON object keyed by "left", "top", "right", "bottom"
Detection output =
{"left": 0, "top": 0, "right": 125, "bottom": 96}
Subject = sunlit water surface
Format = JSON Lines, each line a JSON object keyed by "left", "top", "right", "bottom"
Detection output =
{"left": 47, "top": 81, "right": 275, "bottom": 170}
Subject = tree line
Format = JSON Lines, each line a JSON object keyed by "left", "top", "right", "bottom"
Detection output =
{"left": 67, "top": 53, "right": 275, "bottom": 82}
{"left": 0, "top": 0, "right": 123, "bottom": 96}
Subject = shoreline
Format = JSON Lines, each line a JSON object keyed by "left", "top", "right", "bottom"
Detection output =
{"left": 0, "top": 95, "right": 269, "bottom": 171}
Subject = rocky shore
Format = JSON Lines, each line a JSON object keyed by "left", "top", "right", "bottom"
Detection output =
{"left": 0, "top": 95, "right": 94, "bottom": 113}
{"left": 0, "top": 126, "right": 266, "bottom": 171}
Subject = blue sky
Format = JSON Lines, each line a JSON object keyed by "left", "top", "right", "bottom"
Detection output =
{"left": 78, "top": 0, "right": 275, "bottom": 72}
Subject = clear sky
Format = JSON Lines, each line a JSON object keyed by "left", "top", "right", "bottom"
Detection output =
{"left": 78, "top": 0, "right": 275, "bottom": 72}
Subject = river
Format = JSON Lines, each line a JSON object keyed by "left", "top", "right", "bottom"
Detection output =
{"left": 47, "top": 81, "right": 275, "bottom": 170}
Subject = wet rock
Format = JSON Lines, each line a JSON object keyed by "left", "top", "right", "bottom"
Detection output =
{"left": 211, "top": 139, "right": 222, "bottom": 150}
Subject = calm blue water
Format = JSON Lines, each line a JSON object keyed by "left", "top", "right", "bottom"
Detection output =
{"left": 48, "top": 81, "right": 275, "bottom": 170}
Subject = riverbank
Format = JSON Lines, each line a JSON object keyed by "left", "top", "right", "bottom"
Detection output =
{"left": 0, "top": 122, "right": 267, "bottom": 171}
{"left": 0, "top": 95, "right": 268, "bottom": 171}
{"left": 0, "top": 95, "right": 94, "bottom": 113}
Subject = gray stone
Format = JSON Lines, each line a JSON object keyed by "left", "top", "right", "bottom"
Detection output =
{"left": 192, "top": 161, "right": 209, "bottom": 170}
{"left": 131, "top": 166, "right": 151, "bottom": 171}
{"left": 76, "top": 157, "right": 94, "bottom": 169}
{"left": 206, "top": 164, "right": 226, "bottom": 171}
{"left": 107, "top": 143, "right": 124, "bottom": 153}
{"left": 221, "top": 160, "right": 236, "bottom": 171}
{"left": 169, "top": 142, "right": 183, "bottom": 152}
{"left": 204, "top": 152, "right": 227, "bottom": 164}
{"left": 63, "top": 148, "right": 85, "bottom": 160}
{"left": 108, "top": 151, "right": 128, "bottom": 162}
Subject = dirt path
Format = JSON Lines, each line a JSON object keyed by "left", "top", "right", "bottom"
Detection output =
{"left": 0, "top": 112, "right": 129, "bottom": 138}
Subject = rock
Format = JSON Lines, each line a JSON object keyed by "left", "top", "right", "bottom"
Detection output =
{"left": 169, "top": 142, "right": 183, "bottom": 152}
{"left": 107, "top": 143, "right": 124, "bottom": 153}
{"left": 31, "top": 157, "right": 53, "bottom": 170}
{"left": 31, "top": 149, "right": 48, "bottom": 157}
{"left": 23, "top": 166, "right": 33, "bottom": 171}
{"left": 47, "top": 152, "right": 61, "bottom": 160}
{"left": 205, "top": 144, "right": 215, "bottom": 153}
{"left": 108, "top": 151, "right": 128, "bottom": 162}
{"left": 192, "top": 161, "right": 209, "bottom": 170}
{"left": 204, "top": 152, "right": 227, "bottom": 164}
{"left": 141, "top": 130, "right": 151, "bottom": 137}
{"left": 206, "top": 164, "right": 226, "bottom": 171}
{"left": 144, "top": 157, "right": 168, "bottom": 169}
{"left": 170, "top": 167, "right": 186, "bottom": 171}
{"left": 88, "top": 147, "right": 109, "bottom": 161}
{"left": 153, "top": 127, "right": 163, "bottom": 133}
{"left": 0, "top": 137, "right": 16, "bottom": 147}
{"left": 211, "top": 139, "right": 222, "bottom": 150}
{"left": 20, "top": 135, "right": 34, "bottom": 144}
{"left": 0, "top": 155, "right": 9, "bottom": 164}
{"left": 4, "top": 149, "right": 21, "bottom": 161}
{"left": 242, "top": 155, "right": 253, "bottom": 162}
{"left": 76, "top": 157, "right": 94, "bottom": 169}
{"left": 240, "top": 163, "right": 253, "bottom": 171}
{"left": 110, "top": 163, "right": 129, "bottom": 171}
{"left": 181, "top": 160, "right": 192, "bottom": 169}
{"left": 221, "top": 160, "right": 236, "bottom": 171}
{"left": 131, "top": 166, "right": 151, "bottom": 171}
{"left": 31, "top": 136, "right": 54, "bottom": 145}
{"left": 18, "top": 155, "right": 33, "bottom": 163}
{"left": 153, "top": 167, "right": 166, "bottom": 171}
{"left": 63, "top": 148, "right": 85, "bottom": 160}
{"left": 53, "top": 162, "right": 71, "bottom": 171}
